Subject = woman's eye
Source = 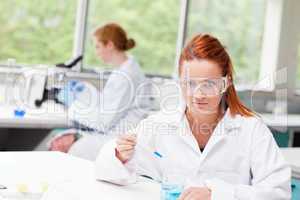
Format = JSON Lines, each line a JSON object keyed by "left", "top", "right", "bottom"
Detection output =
{"left": 206, "top": 80, "right": 217, "bottom": 87}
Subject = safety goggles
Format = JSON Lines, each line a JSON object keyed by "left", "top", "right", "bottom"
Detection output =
{"left": 182, "top": 76, "right": 229, "bottom": 96}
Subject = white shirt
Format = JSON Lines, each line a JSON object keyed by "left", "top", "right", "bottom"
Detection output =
{"left": 69, "top": 55, "right": 148, "bottom": 134}
{"left": 95, "top": 105, "right": 291, "bottom": 200}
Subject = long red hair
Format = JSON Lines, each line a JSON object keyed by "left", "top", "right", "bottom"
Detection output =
{"left": 179, "top": 34, "right": 254, "bottom": 117}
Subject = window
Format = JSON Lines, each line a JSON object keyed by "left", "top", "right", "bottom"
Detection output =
{"left": 186, "top": 0, "right": 267, "bottom": 86}
{"left": 84, "top": 0, "right": 180, "bottom": 75}
{"left": 0, "top": 0, "right": 76, "bottom": 66}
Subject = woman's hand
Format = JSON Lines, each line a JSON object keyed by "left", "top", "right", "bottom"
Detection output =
{"left": 50, "top": 134, "right": 76, "bottom": 153}
{"left": 115, "top": 134, "right": 137, "bottom": 163}
{"left": 179, "top": 187, "right": 211, "bottom": 200}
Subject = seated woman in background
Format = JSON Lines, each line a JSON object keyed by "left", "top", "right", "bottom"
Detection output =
{"left": 95, "top": 34, "right": 291, "bottom": 199}
{"left": 48, "top": 23, "right": 148, "bottom": 160}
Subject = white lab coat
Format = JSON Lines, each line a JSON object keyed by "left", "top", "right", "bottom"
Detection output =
{"left": 44, "top": 56, "right": 149, "bottom": 160}
{"left": 95, "top": 105, "right": 291, "bottom": 199}
{"left": 68, "top": 55, "right": 149, "bottom": 134}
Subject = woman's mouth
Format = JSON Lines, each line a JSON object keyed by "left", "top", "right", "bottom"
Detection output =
{"left": 192, "top": 101, "right": 208, "bottom": 107}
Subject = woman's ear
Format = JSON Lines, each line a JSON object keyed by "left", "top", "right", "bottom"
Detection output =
{"left": 106, "top": 41, "right": 115, "bottom": 50}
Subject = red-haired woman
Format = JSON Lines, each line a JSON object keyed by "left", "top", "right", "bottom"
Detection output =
{"left": 49, "top": 23, "right": 148, "bottom": 160}
{"left": 95, "top": 34, "right": 291, "bottom": 199}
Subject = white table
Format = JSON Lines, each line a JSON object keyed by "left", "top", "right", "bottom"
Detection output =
{"left": 261, "top": 113, "right": 300, "bottom": 147}
{"left": 0, "top": 152, "right": 160, "bottom": 200}
{"left": 1, "top": 102, "right": 300, "bottom": 131}
{"left": 1, "top": 150, "right": 299, "bottom": 199}
{"left": 261, "top": 114, "right": 300, "bottom": 131}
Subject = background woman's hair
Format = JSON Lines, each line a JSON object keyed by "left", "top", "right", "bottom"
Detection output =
{"left": 93, "top": 23, "right": 135, "bottom": 51}
{"left": 179, "top": 33, "right": 254, "bottom": 117}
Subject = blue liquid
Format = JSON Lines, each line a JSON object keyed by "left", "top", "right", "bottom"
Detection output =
{"left": 161, "top": 184, "right": 183, "bottom": 200}
{"left": 14, "top": 109, "right": 25, "bottom": 117}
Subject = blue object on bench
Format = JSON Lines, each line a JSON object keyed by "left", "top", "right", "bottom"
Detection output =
{"left": 292, "top": 178, "right": 300, "bottom": 200}
{"left": 57, "top": 80, "right": 85, "bottom": 107}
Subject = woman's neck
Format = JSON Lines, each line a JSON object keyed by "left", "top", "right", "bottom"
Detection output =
{"left": 186, "top": 108, "right": 221, "bottom": 126}
{"left": 110, "top": 51, "right": 128, "bottom": 67}
{"left": 186, "top": 108, "right": 223, "bottom": 142}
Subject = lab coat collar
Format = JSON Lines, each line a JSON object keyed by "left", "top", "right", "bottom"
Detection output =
{"left": 165, "top": 101, "right": 243, "bottom": 157}
{"left": 198, "top": 110, "right": 243, "bottom": 161}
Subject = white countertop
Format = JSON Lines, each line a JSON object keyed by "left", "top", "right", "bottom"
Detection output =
{"left": 0, "top": 152, "right": 160, "bottom": 200}
{"left": 261, "top": 113, "right": 300, "bottom": 130}
{"left": 1, "top": 102, "right": 300, "bottom": 130}
{"left": 1, "top": 150, "right": 299, "bottom": 199}
{"left": 0, "top": 102, "right": 69, "bottom": 129}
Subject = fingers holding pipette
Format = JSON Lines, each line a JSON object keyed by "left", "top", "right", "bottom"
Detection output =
{"left": 115, "top": 133, "right": 137, "bottom": 163}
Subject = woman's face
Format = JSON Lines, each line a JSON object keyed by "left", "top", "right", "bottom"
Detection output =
{"left": 180, "top": 59, "right": 226, "bottom": 115}
{"left": 94, "top": 38, "right": 113, "bottom": 64}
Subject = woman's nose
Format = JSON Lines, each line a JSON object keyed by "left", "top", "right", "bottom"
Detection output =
{"left": 193, "top": 87, "right": 206, "bottom": 98}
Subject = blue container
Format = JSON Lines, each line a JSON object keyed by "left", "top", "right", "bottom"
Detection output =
{"left": 14, "top": 109, "right": 25, "bottom": 117}
{"left": 161, "top": 184, "right": 183, "bottom": 200}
